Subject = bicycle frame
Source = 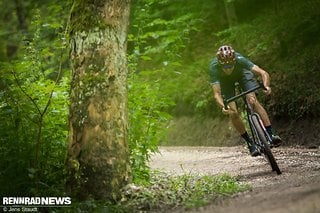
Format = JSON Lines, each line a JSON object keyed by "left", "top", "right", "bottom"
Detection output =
{"left": 224, "top": 84, "right": 270, "bottom": 149}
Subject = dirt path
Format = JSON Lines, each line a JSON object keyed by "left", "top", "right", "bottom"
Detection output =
{"left": 149, "top": 146, "right": 320, "bottom": 213}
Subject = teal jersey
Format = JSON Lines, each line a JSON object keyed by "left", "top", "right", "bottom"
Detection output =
{"left": 209, "top": 52, "right": 258, "bottom": 99}
{"left": 209, "top": 52, "right": 255, "bottom": 85}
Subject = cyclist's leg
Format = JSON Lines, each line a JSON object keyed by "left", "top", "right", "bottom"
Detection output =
{"left": 246, "top": 93, "right": 270, "bottom": 126}
{"left": 228, "top": 101, "right": 259, "bottom": 156}
{"left": 228, "top": 101, "right": 246, "bottom": 134}
{"left": 219, "top": 80, "right": 246, "bottom": 135}
{"left": 246, "top": 93, "right": 282, "bottom": 146}
{"left": 240, "top": 69, "right": 271, "bottom": 127}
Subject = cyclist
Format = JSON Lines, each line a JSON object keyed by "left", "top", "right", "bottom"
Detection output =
{"left": 210, "top": 45, "right": 282, "bottom": 157}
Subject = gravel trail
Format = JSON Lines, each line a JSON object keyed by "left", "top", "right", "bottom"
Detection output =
{"left": 149, "top": 146, "right": 320, "bottom": 213}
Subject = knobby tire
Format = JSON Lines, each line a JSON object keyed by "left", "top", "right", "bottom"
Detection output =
{"left": 251, "top": 115, "right": 282, "bottom": 175}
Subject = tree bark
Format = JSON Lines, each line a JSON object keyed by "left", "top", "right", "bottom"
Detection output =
{"left": 66, "top": 0, "right": 131, "bottom": 200}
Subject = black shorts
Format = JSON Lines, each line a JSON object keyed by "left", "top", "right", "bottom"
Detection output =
{"left": 220, "top": 69, "right": 259, "bottom": 100}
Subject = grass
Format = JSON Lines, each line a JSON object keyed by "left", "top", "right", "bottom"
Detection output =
{"left": 59, "top": 170, "right": 250, "bottom": 212}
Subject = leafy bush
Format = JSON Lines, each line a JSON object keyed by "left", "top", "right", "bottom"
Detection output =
{"left": 0, "top": 9, "right": 69, "bottom": 196}
{"left": 127, "top": 0, "right": 199, "bottom": 183}
{"left": 128, "top": 74, "right": 174, "bottom": 183}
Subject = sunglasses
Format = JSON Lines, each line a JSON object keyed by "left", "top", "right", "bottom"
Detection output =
{"left": 222, "top": 64, "right": 235, "bottom": 69}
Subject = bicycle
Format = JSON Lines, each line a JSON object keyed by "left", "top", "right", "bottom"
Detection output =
{"left": 223, "top": 83, "right": 282, "bottom": 175}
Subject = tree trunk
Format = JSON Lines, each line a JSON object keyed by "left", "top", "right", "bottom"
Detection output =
{"left": 66, "top": 0, "right": 131, "bottom": 200}
{"left": 223, "top": 0, "right": 243, "bottom": 51}
{"left": 223, "top": 0, "right": 237, "bottom": 27}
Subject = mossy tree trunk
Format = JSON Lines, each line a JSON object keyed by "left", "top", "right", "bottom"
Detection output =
{"left": 66, "top": 0, "right": 131, "bottom": 200}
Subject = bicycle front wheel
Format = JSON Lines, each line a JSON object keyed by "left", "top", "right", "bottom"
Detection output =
{"left": 251, "top": 115, "right": 281, "bottom": 175}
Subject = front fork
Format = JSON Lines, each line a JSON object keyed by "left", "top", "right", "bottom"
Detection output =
{"left": 249, "top": 113, "right": 272, "bottom": 146}
{"left": 244, "top": 96, "right": 272, "bottom": 146}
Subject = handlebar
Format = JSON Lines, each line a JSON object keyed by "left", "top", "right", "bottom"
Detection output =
{"left": 223, "top": 83, "right": 266, "bottom": 109}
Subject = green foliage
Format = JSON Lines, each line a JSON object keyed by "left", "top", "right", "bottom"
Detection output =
{"left": 0, "top": 8, "right": 69, "bottom": 196}
{"left": 128, "top": 73, "right": 174, "bottom": 183}
{"left": 163, "top": 0, "right": 320, "bottom": 119}
{"left": 127, "top": 0, "right": 201, "bottom": 183}
{"left": 238, "top": 2, "right": 320, "bottom": 119}
{"left": 128, "top": 0, "right": 231, "bottom": 118}
{"left": 129, "top": 0, "right": 200, "bottom": 72}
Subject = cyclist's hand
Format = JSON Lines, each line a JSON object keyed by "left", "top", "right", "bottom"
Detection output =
{"left": 222, "top": 105, "right": 235, "bottom": 115}
{"left": 263, "top": 86, "right": 271, "bottom": 95}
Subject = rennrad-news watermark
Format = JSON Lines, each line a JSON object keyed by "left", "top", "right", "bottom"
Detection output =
{"left": 1, "top": 197, "right": 71, "bottom": 212}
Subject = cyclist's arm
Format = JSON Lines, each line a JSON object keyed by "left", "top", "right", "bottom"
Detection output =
{"left": 212, "top": 83, "right": 225, "bottom": 109}
{"left": 251, "top": 65, "right": 271, "bottom": 92}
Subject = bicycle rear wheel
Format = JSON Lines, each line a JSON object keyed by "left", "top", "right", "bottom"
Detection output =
{"left": 251, "top": 115, "right": 281, "bottom": 175}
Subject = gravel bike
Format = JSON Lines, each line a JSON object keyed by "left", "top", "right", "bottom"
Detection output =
{"left": 224, "top": 84, "right": 282, "bottom": 175}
